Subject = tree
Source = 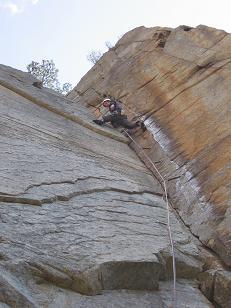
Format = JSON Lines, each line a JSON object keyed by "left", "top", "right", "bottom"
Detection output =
{"left": 105, "top": 41, "right": 113, "bottom": 49}
{"left": 87, "top": 50, "right": 103, "bottom": 65}
{"left": 27, "top": 60, "right": 72, "bottom": 95}
{"left": 87, "top": 40, "right": 117, "bottom": 66}
{"left": 61, "top": 82, "right": 72, "bottom": 95}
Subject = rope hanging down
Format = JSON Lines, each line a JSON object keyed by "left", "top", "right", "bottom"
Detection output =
{"left": 123, "top": 129, "right": 177, "bottom": 308}
{"left": 93, "top": 94, "right": 176, "bottom": 306}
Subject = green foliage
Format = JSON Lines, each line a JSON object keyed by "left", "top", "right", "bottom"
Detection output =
{"left": 27, "top": 60, "right": 72, "bottom": 95}
{"left": 61, "top": 82, "right": 73, "bottom": 95}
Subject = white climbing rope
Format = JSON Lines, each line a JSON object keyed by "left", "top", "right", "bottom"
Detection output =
{"left": 94, "top": 96, "right": 176, "bottom": 306}
{"left": 123, "top": 129, "right": 177, "bottom": 308}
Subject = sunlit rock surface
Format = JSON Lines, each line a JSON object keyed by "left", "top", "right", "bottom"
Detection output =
{"left": 69, "top": 25, "right": 231, "bottom": 269}
{"left": 0, "top": 64, "right": 218, "bottom": 307}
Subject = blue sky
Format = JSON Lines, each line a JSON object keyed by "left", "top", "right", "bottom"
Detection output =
{"left": 0, "top": 0, "right": 230, "bottom": 86}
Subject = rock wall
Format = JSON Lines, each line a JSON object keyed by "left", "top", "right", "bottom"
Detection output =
{"left": 68, "top": 25, "right": 231, "bottom": 269}
{"left": 0, "top": 64, "right": 220, "bottom": 307}
{"left": 1, "top": 23, "right": 230, "bottom": 306}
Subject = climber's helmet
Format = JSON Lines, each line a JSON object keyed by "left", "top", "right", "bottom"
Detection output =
{"left": 102, "top": 98, "right": 111, "bottom": 107}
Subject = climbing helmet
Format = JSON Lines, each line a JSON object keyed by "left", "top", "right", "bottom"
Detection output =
{"left": 102, "top": 98, "right": 111, "bottom": 107}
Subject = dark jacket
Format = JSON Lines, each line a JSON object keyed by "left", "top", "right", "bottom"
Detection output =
{"left": 108, "top": 100, "right": 122, "bottom": 115}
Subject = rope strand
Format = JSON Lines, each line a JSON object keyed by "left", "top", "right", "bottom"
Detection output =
{"left": 123, "top": 130, "right": 177, "bottom": 308}
{"left": 94, "top": 96, "right": 176, "bottom": 306}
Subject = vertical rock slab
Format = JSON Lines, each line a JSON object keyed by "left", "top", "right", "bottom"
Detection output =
{"left": 0, "top": 64, "right": 213, "bottom": 306}
{"left": 68, "top": 25, "right": 231, "bottom": 269}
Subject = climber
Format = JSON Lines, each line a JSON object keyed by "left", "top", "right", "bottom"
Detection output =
{"left": 93, "top": 98, "right": 146, "bottom": 131}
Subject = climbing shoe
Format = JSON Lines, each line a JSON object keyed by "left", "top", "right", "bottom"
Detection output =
{"left": 140, "top": 121, "right": 147, "bottom": 132}
{"left": 135, "top": 121, "right": 147, "bottom": 132}
{"left": 93, "top": 119, "right": 104, "bottom": 126}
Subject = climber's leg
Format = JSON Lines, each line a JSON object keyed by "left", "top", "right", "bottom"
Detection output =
{"left": 120, "top": 118, "right": 140, "bottom": 129}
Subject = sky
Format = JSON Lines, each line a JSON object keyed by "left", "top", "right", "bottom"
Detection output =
{"left": 0, "top": 0, "right": 230, "bottom": 87}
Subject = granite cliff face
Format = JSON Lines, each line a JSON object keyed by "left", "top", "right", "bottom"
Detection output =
{"left": 0, "top": 24, "right": 230, "bottom": 308}
{"left": 0, "top": 65, "right": 216, "bottom": 307}
{"left": 69, "top": 25, "right": 231, "bottom": 268}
